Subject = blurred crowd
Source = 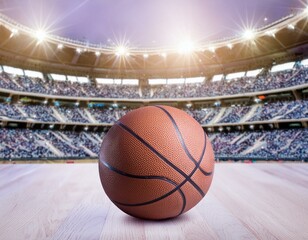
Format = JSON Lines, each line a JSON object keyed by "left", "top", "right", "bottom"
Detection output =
{"left": 149, "top": 68, "right": 308, "bottom": 98}
{"left": 210, "top": 128, "right": 308, "bottom": 160}
{"left": 0, "top": 100, "right": 307, "bottom": 124}
{"left": 188, "top": 100, "right": 308, "bottom": 124}
{"left": 0, "top": 67, "right": 307, "bottom": 99}
{"left": 0, "top": 128, "right": 105, "bottom": 159}
{"left": 0, "top": 66, "right": 307, "bottom": 161}
{"left": 0, "top": 128, "right": 306, "bottom": 160}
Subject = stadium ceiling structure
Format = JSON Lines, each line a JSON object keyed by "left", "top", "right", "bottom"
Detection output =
{"left": 0, "top": 9, "right": 308, "bottom": 78}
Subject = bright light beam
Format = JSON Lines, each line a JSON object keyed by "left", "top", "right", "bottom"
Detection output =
{"left": 177, "top": 40, "right": 195, "bottom": 54}
{"left": 9, "top": 28, "right": 19, "bottom": 38}
{"left": 243, "top": 29, "right": 256, "bottom": 40}
{"left": 115, "top": 46, "right": 128, "bottom": 56}
{"left": 34, "top": 30, "right": 47, "bottom": 43}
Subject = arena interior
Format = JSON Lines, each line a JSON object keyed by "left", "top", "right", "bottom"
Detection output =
{"left": 0, "top": 2, "right": 308, "bottom": 239}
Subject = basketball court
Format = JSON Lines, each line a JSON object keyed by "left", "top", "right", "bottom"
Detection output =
{"left": 0, "top": 162, "right": 307, "bottom": 239}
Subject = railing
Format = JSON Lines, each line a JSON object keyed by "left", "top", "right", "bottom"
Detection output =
{"left": 1, "top": 156, "right": 307, "bottom": 162}
{"left": 216, "top": 156, "right": 308, "bottom": 162}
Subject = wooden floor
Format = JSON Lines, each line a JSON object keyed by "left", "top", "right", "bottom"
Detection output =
{"left": 0, "top": 163, "right": 307, "bottom": 240}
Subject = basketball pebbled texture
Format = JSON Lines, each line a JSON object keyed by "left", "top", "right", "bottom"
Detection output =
{"left": 99, "top": 105, "right": 215, "bottom": 220}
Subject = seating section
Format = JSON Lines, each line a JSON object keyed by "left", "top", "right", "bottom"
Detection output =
{"left": 0, "top": 100, "right": 307, "bottom": 124}
{"left": 248, "top": 100, "right": 308, "bottom": 121}
{"left": 0, "top": 128, "right": 106, "bottom": 159}
{"left": 0, "top": 128, "right": 306, "bottom": 160}
{"left": 1, "top": 67, "right": 307, "bottom": 99}
{"left": 0, "top": 65, "right": 307, "bottom": 161}
{"left": 210, "top": 128, "right": 308, "bottom": 160}
{"left": 149, "top": 68, "right": 308, "bottom": 98}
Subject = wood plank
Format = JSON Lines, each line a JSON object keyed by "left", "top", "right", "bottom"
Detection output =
{"left": 0, "top": 163, "right": 307, "bottom": 240}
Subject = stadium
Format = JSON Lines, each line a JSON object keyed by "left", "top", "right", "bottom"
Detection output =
{"left": 0, "top": 1, "right": 307, "bottom": 239}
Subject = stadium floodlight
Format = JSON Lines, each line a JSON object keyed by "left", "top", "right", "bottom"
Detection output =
{"left": 161, "top": 52, "right": 167, "bottom": 58}
{"left": 95, "top": 51, "right": 101, "bottom": 57}
{"left": 254, "top": 98, "right": 261, "bottom": 103}
{"left": 288, "top": 24, "right": 295, "bottom": 30}
{"left": 115, "top": 46, "right": 128, "bottom": 56}
{"left": 178, "top": 40, "right": 195, "bottom": 54}
{"left": 243, "top": 29, "right": 256, "bottom": 40}
{"left": 214, "top": 101, "right": 221, "bottom": 107}
{"left": 76, "top": 48, "right": 82, "bottom": 54}
{"left": 35, "top": 30, "right": 47, "bottom": 43}
{"left": 208, "top": 46, "right": 216, "bottom": 53}
{"left": 266, "top": 29, "right": 277, "bottom": 37}
{"left": 57, "top": 44, "right": 63, "bottom": 50}
{"left": 143, "top": 53, "right": 149, "bottom": 59}
{"left": 227, "top": 43, "right": 233, "bottom": 49}
{"left": 10, "top": 28, "right": 19, "bottom": 38}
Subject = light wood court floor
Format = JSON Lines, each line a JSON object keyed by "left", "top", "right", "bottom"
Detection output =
{"left": 0, "top": 163, "right": 307, "bottom": 240}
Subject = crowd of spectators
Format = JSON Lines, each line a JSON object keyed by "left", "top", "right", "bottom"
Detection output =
{"left": 150, "top": 68, "right": 308, "bottom": 99}
{"left": 0, "top": 100, "right": 307, "bottom": 124}
{"left": 55, "top": 106, "right": 89, "bottom": 123}
{"left": 0, "top": 67, "right": 307, "bottom": 99}
{"left": 0, "top": 72, "right": 141, "bottom": 98}
{"left": 0, "top": 103, "right": 127, "bottom": 124}
{"left": 209, "top": 128, "right": 308, "bottom": 160}
{"left": 187, "top": 108, "right": 221, "bottom": 125}
{"left": 188, "top": 100, "right": 308, "bottom": 124}
{"left": 248, "top": 100, "right": 308, "bottom": 122}
{"left": 0, "top": 128, "right": 306, "bottom": 160}
{"left": 0, "top": 128, "right": 107, "bottom": 159}
{"left": 218, "top": 106, "right": 251, "bottom": 123}
{"left": 0, "top": 103, "right": 26, "bottom": 120}
{"left": 87, "top": 108, "right": 128, "bottom": 123}
{"left": 0, "top": 72, "right": 20, "bottom": 90}
{"left": 22, "top": 104, "right": 58, "bottom": 122}
{"left": 63, "top": 131, "right": 104, "bottom": 155}
{"left": 0, "top": 128, "right": 55, "bottom": 159}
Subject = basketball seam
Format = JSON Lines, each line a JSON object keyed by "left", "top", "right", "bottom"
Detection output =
{"left": 155, "top": 105, "right": 212, "bottom": 177}
{"left": 107, "top": 131, "right": 207, "bottom": 212}
{"left": 100, "top": 160, "right": 186, "bottom": 216}
{"left": 155, "top": 105, "right": 198, "bottom": 165}
{"left": 117, "top": 121, "right": 208, "bottom": 197}
{"left": 116, "top": 122, "right": 210, "bottom": 197}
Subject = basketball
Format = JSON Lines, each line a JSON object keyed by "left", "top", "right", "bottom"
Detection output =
{"left": 98, "top": 105, "right": 215, "bottom": 220}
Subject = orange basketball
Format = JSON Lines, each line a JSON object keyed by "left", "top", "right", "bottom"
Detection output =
{"left": 99, "top": 105, "right": 215, "bottom": 220}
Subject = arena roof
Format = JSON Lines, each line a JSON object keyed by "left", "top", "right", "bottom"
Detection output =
{"left": 0, "top": 0, "right": 305, "bottom": 48}
{"left": 0, "top": 2, "right": 308, "bottom": 78}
